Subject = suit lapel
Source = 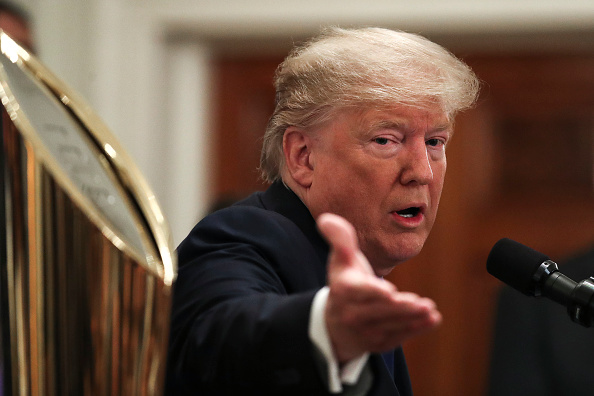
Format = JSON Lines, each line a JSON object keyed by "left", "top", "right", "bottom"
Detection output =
{"left": 260, "top": 182, "right": 329, "bottom": 282}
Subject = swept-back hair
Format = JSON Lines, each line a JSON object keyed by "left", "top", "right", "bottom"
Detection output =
{"left": 260, "top": 26, "right": 480, "bottom": 182}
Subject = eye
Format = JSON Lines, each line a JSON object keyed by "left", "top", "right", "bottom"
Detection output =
{"left": 426, "top": 138, "right": 445, "bottom": 147}
{"left": 373, "top": 137, "right": 390, "bottom": 145}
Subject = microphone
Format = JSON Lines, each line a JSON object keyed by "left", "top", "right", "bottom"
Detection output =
{"left": 487, "top": 238, "right": 594, "bottom": 327}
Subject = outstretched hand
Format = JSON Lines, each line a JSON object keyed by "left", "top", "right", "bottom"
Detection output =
{"left": 317, "top": 213, "right": 442, "bottom": 363}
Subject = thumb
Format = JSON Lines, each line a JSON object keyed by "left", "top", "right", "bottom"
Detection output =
{"left": 317, "top": 213, "right": 374, "bottom": 276}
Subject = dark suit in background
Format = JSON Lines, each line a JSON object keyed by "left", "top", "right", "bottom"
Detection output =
{"left": 488, "top": 247, "right": 594, "bottom": 396}
{"left": 165, "top": 181, "right": 411, "bottom": 395}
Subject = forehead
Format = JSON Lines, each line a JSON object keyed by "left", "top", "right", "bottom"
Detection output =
{"left": 340, "top": 105, "right": 452, "bottom": 134}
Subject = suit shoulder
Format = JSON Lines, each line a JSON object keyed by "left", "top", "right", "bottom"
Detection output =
{"left": 177, "top": 206, "right": 314, "bottom": 270}
{"left": 177, "top": 202, "right": 326, "bottom": 293}
{"left": 185, "top": 205, "right": 301, "bottom": 244}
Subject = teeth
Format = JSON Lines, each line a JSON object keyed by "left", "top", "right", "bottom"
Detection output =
{"left": 396, "top": 207, "right": 420, "bottom": 218}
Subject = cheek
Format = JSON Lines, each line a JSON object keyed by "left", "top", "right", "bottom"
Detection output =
{"left": 434, "top": 175, "right": 446, "bottom": 197}
{"left": 429, "top": 165, "right": 447, "bottom": 210}
{"left": 433, "top": 159, "right": 447, "bottom": 187}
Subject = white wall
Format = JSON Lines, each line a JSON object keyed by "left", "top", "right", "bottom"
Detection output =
{"left": 14, "top": 0, "right": 594, "bottom": 245}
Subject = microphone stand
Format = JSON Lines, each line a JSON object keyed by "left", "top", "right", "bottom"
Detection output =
{"left": 533, "top": 261, "right": 594, "bottom": 327}
{"left": 568, "top": 277, "right": 594, "bottom": 327}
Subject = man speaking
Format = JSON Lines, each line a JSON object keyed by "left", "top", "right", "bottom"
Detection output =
{"left": 165, "top": 27, "right": 479, "bottom": 395}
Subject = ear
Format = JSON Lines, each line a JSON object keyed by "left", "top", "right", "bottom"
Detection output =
{"left": 283, "top": 127, "right": 314, "bottom": 188}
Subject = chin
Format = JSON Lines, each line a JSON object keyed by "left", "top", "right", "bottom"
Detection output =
{"left": 373, "top": 265, "right": 396, "bottom": 277}
{"left": 379, "top": 241, "right": 425, "bottom": 269}
{"left": 366, "top": 249, "right": 416, "bottom": 277}
{"left": 396, "top": 232, "right": 428, "bottom": 255}
{"left": 362, "top": 233, "right": 428, "bottom": 273}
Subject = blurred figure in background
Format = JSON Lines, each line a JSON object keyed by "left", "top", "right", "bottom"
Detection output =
{"left": 488, "top": 247, "right": 594, "bottom": 395}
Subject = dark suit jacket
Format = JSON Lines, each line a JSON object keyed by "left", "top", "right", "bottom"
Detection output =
{"left": 488, "top": 247, "right": 594, "bottom": 396}
{"left": 165, "top": 181, "right": 412, "bottom": 395}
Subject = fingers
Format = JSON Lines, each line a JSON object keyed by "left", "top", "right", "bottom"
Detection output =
{"left": 333, "top": 291, "right": 440, "bottom": 332}
{"left": 317, "top": 213, "right": 357, "bottom": 254}
{"left": 328, "top": 292, "right": 442, "bottom": 357}
{"left": 360, "top": 311, "right": 442, "bottom": 353}
{"left": 317, "top": 213, "right": 374, "bottom": 276}
{"left": 326, "top": 288, "right": 442, "bottom": 361}
{"left": 342, "top": 292, "right": 436, "bottom": 320}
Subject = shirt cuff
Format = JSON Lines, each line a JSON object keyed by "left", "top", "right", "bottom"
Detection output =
{"left": 308, "top": 286, "right": 370, "bottom": 393}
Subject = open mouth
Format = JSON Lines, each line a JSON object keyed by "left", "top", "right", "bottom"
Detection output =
{"left": 396, "top": 207, "right": 421, "bottom": 218}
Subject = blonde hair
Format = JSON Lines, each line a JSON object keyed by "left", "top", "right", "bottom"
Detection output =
{"left": 260, "top": 26, "right": 480, "bottom": 182}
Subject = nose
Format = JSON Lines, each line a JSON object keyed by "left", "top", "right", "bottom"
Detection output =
{"left": 399, "top": 141, "right": 434, "bottom": 185}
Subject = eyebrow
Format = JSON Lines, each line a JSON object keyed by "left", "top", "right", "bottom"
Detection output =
{"left": 367, "top": 119, "right": 453, "bottom": 134}
{"left": 365, "top": 120, "right": 408, "bottom": 134}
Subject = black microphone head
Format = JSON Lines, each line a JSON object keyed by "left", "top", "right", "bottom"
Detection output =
{"left": 486, "top": 238, "right": 550, "bottom": 295}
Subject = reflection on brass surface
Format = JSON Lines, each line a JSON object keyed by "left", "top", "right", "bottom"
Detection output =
{"left": 0, "top": 32, "right": 177, "bottom": 395}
